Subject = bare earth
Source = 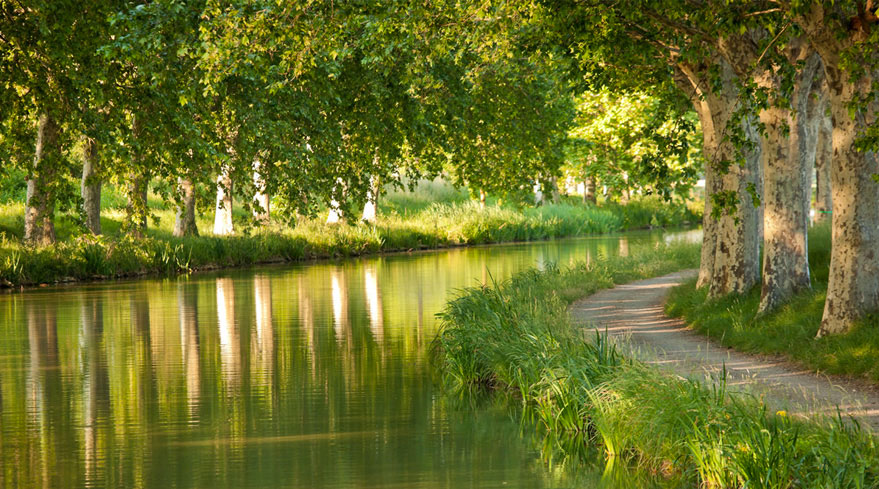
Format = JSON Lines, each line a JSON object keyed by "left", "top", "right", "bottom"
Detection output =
{"left": 569, "top": 270, "right": 879, "bottom": 430}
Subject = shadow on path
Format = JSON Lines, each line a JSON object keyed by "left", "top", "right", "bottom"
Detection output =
{"left": 570, "top": 270, "right": 879, "bottom": 430}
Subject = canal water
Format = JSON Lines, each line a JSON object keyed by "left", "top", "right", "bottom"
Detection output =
{"left": 0, "top": 230, "right": 699, "bottom": 488}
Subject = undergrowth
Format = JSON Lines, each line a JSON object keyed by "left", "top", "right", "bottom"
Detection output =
{"left": 435, "top": 242, "right": 878, "bottom": 488}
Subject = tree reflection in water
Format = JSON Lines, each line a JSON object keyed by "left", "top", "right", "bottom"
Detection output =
{"left": 0, "top": 230, "right": 690, "bottom": 488}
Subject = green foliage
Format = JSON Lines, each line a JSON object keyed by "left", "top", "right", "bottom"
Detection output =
{"left": 435, "top": 242, "right": 879, "bottom": 487}
{"left": 564, "top": 89, "right": 702, "bottom": 201}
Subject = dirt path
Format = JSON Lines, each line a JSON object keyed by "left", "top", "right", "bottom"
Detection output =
{"left": 569, "top": 270, "right": 879, "bottom": 430}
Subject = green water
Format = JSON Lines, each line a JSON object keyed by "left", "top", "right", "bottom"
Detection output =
{"left": 0, "top": 230, "right": 699, "bottom": 488}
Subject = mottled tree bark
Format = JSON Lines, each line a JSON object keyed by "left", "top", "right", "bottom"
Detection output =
{"left": 81, "top": 137, "right": 101, "bottom": 235}
{"left": 213, "top": 166, "right": 234, "bottom": 235}
{"left": 796, "top": 4, "right": 879, "bottom": 335}
{"left": 173, "top": 177, "right": 198, "bottom": 237}
{"left": 25, "top": 114, "right": 61, "bottom": 246}
{"left": 755, "top": 50, "right": 822, "bottom": 315}
{"left": 675, "top": 62, "right": 758, "bottom": 293}
{"left": 710, "top": 113, "right": 762, "bottom": 298}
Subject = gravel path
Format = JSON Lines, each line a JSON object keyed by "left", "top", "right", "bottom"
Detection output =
{"left": 569, "top": 270, "right": 879, "bottom": 429}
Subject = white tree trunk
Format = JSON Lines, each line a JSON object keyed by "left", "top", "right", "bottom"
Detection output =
{"left": 24, "top": 114, "right": 60, "bottom": 246}
{"left": 326, "top": 178, "right": 345, "bottom": 224}
{"left": 361, "top": 175, "right": 380, "bottom": 223}
{"left": 81, "top": 137, "right": 101, "bottom": 235}
{"left": 252, "top": 159, "right": 270, "bottom": 224}
{"left": 533, "top": 180, "right": 544, "bottom": 205}
{"left": 676, "top": 63, "right": 739, "bottom": 292}
{"left": 213, "top": 166, "right": 234, "bottom": 236}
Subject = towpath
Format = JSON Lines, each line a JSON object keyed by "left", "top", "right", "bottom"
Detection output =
{"left": 569, "top": 270, "right": 879, "bottom": 429}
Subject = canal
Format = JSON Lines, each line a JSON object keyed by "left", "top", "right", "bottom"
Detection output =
{"left": 0, "top": 230, "right": 699, "bottom": 488}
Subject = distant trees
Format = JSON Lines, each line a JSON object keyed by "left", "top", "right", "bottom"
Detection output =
{"left": 564, "top": 89, "right": 701, "bottom": 203}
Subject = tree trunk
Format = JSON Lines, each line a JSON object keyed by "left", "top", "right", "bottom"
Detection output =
{"left": 796, "top": 4, "right": 879, "bottom": 335}
{"left": 24, "top": 114, "right": 60, "bottom": 246}
{"left": 710, "top": 113, "right": 762, "bottom": 298}
{"left": 326, "top": 178, "right": 345, "bottom": 224}
{"left": 533, "top": 180, "right": 544, "bottom": 206}
{"left": 820, "top": 87, "right": 879, "bottom": 335}
{"left": 478, "top": 189, "right": 487, "bottom": 208}
{"left": 814, "top": 112, "right": 832, "bottom": 222}
{"left": 213, "top": 165, "right": 234, "bottom": 235}
{"left": 173, "top": 177, "right": 198, "bottom": 237}
{"left": 549, "top": 177, "right": 561, "bottom": 204}
{"left": 819, "top": 76, "right": 879, "bottom": 335}
{"left": 124, "top": 173, "right": 149, "bottom": 236}
{"left": 124, "top": 116, "right": 148, "bottom": 237}
{"left": 252, "top": 159, "right": 270, "bottom": 224}
{"left": 81, "top": 137, "right": 101, "bottom": 235}
{"left": 678, "top": 60, "right": 762, "bottom": 296}
{"left": 756, "top": 52, "right": 822, "bottom": 315}
{"left": 361, "top": 175, "right": 380, "bottom": 223}
{"left": 696, "top": 154, "right": 719, "bottom": 290}
{"left": 676, "top": 63, "right": 731, "bottom": 291}
{"left": 583, "top": 177, "right": 596, "bottom": 204}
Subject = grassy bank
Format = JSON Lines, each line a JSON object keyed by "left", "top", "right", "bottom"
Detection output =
{"left": 435, "top": 242, "right": 878, "bottom": 488}
{"left": 0, "top": 179, "right": 699, "bottom": 287}
{"left": 665, "top": 223, "right": 879, "bottom": 382}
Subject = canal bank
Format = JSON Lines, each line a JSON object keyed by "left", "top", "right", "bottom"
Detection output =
{"left": 437, "top": 245, "right": 879, "bottom": 488}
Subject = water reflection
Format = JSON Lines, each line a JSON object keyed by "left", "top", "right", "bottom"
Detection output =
{"left": 178, "top": 283, "right": 200, "bottom": 419}
{"left": 216, "top": 277, "right": 241, "bottom": 391}
{"left": 364, "top": 264, "right": 384, "bottom": 343}
{"left": 251, "top": 275, "right": 274, "bottom": 394}
{"left": 0, "top": 230, "right": 695, "bottom": 488}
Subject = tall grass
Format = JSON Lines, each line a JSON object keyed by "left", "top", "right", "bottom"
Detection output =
{"left": 435, "top": 242, "right": 879, "bottom": 488}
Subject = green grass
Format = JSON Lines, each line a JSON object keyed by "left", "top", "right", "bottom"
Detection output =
{"left": 435, "top": 241, "right": 879, "bottom": 488}
{"left": 665, "top": 222, "right": 879, "bottom": 382}
{"left": 0, "top": 178, "right": 699, "bottom": 286}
